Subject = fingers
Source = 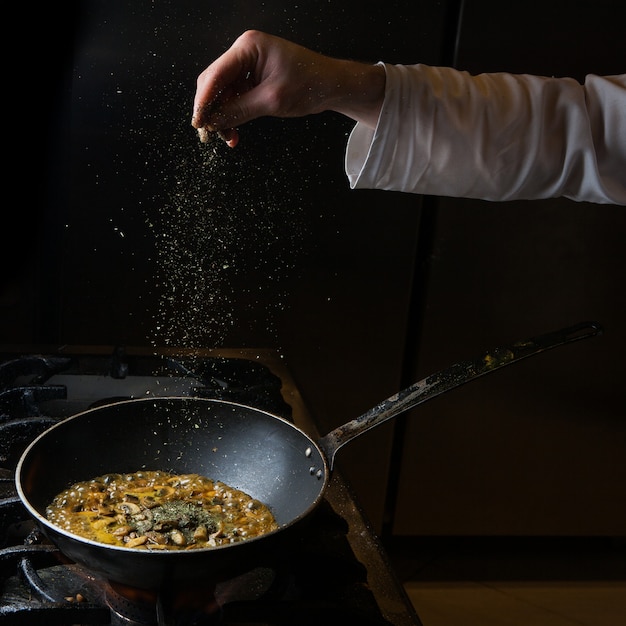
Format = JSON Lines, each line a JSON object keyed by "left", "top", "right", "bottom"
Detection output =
{"left": 191, "top": 30, "right": 335, "bottom": 147}
{"left": 192, "top": 31, "right": 263, "bottom": 134}
{"left": 196, "top": 126, "right": 239, "bottom": 147}
{"left": 192, "top": 66, "right": 249, "bottom": 131}
{"left": 192, "top": 82, "right": 245, "bottom": 148}
{"left": 216, "top": 128, "right": 239, "bottom": 148}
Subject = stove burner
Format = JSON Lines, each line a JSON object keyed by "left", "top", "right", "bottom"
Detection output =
{"left": 106, "top": 579, "right": 221, "bottom": 625}
{"left": 104, "top": 568, "right": 277, "bottom": 626}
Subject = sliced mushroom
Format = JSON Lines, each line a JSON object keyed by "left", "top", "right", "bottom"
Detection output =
{"left": 117, "top": 502, "right": 141, "bottom": 515}
{"left": 125, "top": 535, "right": 148, "bottom": 548}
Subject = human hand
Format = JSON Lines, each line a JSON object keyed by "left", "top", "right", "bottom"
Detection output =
{"left": 192, "top": 30, "right": 385, "bottom": 147}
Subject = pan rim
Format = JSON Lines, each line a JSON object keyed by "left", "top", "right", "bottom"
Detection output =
{"left": 15, "top": 396, "right": 330, "bottom": 557}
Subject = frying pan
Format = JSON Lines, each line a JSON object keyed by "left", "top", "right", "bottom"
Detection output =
{"left": 16, "top": 321, "right": 601, "bottom": 590}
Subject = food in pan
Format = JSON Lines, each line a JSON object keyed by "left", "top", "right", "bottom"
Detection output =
{"left": 46, "top": 470, "right": 278, "bottom": 550}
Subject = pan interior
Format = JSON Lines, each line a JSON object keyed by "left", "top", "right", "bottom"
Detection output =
{"left": 17, "top": 397, "right": 328, "bottom": 529}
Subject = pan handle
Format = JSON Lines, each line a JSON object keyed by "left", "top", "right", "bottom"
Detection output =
{"left": 317, "top": 321, "right": 602, "bottom": 472}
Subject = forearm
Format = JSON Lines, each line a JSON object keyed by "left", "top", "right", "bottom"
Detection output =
{"left": 324, "top": 59, "right": 386, "bottom": 129}
{"left": 347, "top": 64, "right": 626, "bottom": 204}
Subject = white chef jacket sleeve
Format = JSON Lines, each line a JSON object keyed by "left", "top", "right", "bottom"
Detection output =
{"left": 345, "top": 63, "right": 626, "bottom": 205}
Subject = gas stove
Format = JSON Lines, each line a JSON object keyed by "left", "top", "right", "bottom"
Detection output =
{"left": 0, "top": 345, "right": 421, "bottom": 625}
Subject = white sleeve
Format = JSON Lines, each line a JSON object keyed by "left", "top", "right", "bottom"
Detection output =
{"left": 345, "top": 63, "right": 626, "bottom": 205}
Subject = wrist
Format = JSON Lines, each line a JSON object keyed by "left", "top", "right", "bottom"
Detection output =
{"left": 330, "top": 60, "right": 386, "bottom": 128}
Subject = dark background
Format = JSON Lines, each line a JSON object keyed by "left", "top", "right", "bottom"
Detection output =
{"left": 4, "top": 0, "right": 625, "bottom": 539}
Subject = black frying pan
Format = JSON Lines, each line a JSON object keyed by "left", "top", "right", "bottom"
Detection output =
{"left": 16, "top": 321, "right": 601, "bottom": 590}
